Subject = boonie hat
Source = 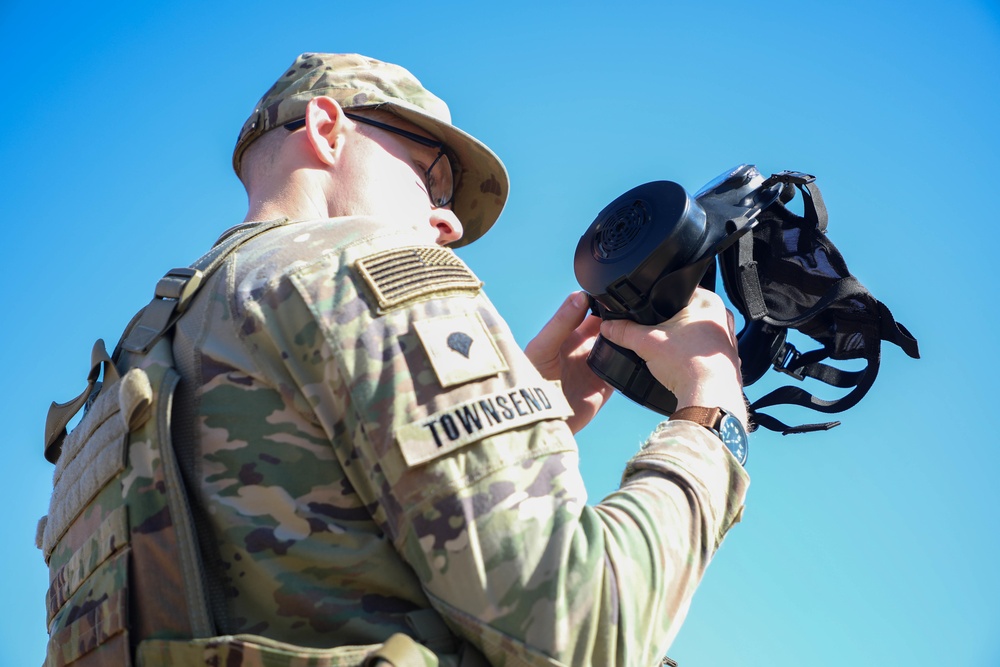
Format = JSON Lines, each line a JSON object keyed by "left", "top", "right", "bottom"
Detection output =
{"left": 234, "top": 53, "right": 509, "bottom": 247}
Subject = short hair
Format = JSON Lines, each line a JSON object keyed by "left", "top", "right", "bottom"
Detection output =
{"left": 237, "top": 126, "right": 287, "bottom": 191}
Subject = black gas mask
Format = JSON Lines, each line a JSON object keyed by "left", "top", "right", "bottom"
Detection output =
{"left": 574, "top": 165, "right": 919, "bottom": 434}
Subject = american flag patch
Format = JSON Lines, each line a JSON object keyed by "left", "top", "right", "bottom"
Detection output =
{"left": 354, "top": 246, "right": 483, "bottom": 310}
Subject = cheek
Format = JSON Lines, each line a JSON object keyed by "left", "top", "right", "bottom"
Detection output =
{"left": 384, "top": 160, "right": 430, "bottom": 206}
{"left": 365, "top": 158, "right": 433, "bottom": 219}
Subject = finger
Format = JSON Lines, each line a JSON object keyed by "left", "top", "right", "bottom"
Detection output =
{"left": 529, "top": 292, "right": 589, "bottom": 352}
{"left": 564, "top": 291, "right": 591, "bottom": 319}
{"left": 599, "top": 318, "right": 647, "bottom": 354}
{"left": 576, "top": 313, "right": 603, "bottom": 339}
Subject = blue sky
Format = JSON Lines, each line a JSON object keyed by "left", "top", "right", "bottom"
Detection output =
{"left": 2, "top": 1, "right": 998, "bottom": 665}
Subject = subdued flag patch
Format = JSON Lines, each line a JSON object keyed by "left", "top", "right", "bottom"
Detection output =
{"left": 354, "top": 246, "right": 482, "bottom": 311}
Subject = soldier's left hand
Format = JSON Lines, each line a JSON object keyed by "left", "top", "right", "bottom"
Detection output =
{"left": 525, "top": 291, "right": 614, "bottom": 433}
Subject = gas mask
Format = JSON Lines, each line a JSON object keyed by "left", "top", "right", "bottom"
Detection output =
{"left": 574, "top": 165, "right": 919, "bottom": 434}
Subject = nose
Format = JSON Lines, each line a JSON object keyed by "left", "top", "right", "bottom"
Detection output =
{"left": 431, "top": 208, "right": 464, "bottom": 245}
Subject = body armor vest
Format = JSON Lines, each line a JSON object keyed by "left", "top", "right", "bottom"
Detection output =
{"left": 38, "top": 220, "right": 483, "bottom": 667}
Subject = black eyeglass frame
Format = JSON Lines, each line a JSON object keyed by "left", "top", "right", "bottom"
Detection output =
{"left": 283, "top": 113, "right": 457, "bottom": 208}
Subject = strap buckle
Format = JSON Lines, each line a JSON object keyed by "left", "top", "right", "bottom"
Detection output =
{"left": 122, "top": 267, "right": 205, "bottom": 354}
{"left": 773, "top": 342, "right": 807, "bottom": 381}
{"left": 762, "top": 170, "right": 816, "bottom": 188}
{"left": 155, "top": 267, "right": 205, "bottom": 314}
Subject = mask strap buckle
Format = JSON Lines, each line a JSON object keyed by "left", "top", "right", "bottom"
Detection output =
{"left": 773, "top": 342, "right": 807, "bottom": 381}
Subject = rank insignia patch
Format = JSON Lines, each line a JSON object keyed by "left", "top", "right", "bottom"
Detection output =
{"left": 355, "top": 246, "right": 483, "bottom": 311}
{"left": 412, "top": 312, "right": 508, "bottom": 388}
{"left": 447, "top": 332, "right": 473, "bottom": 358}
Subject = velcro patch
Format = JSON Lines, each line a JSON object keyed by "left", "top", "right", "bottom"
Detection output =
{"left": 412, "top": 312, "right": 508, "bottom": 388}
{"left": 355, "top": 246, "right": 482, "bottom": 310}
{"left": 395, "top": 383, "right": 573, "bottom": 467}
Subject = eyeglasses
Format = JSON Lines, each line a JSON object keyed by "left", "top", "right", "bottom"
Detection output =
{"left": 284, "top": 113, "right": 457, "bottom": 208}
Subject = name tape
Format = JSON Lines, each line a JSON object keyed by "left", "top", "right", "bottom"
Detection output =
{"left": 395, "top": 383, "right": 573, "bottom": 467}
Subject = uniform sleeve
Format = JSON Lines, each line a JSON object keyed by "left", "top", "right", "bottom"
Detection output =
{"left": 267, "top": 237, "right": 749, "bottom": 666}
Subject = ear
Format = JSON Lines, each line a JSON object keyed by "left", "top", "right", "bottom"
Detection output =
{"left": 303, "top": 96, "right": 349, "bottom": 167}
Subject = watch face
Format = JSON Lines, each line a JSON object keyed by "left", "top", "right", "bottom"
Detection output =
{"left": 718, "top": 414, "right": 749, "bottom": 465}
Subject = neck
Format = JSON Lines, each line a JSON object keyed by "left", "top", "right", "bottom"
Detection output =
{"left": 243, "top": 170, "right": 332, "bottom": 223}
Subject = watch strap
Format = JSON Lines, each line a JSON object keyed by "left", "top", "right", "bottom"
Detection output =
{"left": 670, "top": 406, "right": 724, "bottom": 430}
{"left": 670, "top": 405, "right": 749, "bottom": 466}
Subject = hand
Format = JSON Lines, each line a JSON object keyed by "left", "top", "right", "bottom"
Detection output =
{"left": 598, "top": 289, "right": 748, "bottom": 427}
{"left": 524, "top": 292, "right": 614, "bottom": 433}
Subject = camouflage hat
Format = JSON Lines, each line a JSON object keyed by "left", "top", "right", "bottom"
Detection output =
{"left": 233, "top": 53, "right": 508, "bottom": 247}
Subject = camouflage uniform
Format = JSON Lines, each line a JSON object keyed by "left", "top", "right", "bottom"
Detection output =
{"left": 167, "top": 214, "right": 749, "bottom": 666}
{"left": 41, "top": 53, "right": 749, "bottom": 667}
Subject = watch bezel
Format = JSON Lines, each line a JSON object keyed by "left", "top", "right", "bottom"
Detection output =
{"left": 717, "top": 411, "right": 749, "bottom": 465}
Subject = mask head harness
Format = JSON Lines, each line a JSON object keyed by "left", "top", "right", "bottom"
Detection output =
{"left": 574, "top": 165, "right": 920, "bottom": 434}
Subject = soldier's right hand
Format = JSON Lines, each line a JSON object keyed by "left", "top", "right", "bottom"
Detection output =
{"left": 599, "top": 288, "right": 748, "bottom": 428}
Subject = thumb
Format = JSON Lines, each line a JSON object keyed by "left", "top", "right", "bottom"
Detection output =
{"left": 528, "top": 292, "right": 589, "bottom": 352}
{"left": 524, "top": 292, "right": 590, "bottom": 374}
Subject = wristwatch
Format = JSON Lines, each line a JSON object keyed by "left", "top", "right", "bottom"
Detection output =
{"left": 670, "top": 406, "right": 749, "bottom": 465}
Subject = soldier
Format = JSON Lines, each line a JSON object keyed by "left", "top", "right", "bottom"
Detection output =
{"left": 42, "top": 53, "right": 749, "bottom": 666}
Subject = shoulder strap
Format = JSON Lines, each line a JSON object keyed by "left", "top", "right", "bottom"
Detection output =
{"left": 45, "top": 219, "right": 288, "bottom": 462}
{"left": 120, "top": 219, "right": 289, "bottom": 355}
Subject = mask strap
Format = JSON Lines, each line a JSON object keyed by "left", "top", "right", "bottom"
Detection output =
{"left": 797, "top": 180, "right": 828, "bottom": 234}
{"left": 736, "top": 232, "right": 768, "bottom": 321}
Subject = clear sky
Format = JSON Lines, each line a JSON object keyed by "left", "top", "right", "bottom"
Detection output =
{"left": 2, "top": 1, "right": 998, "bottom": 666}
